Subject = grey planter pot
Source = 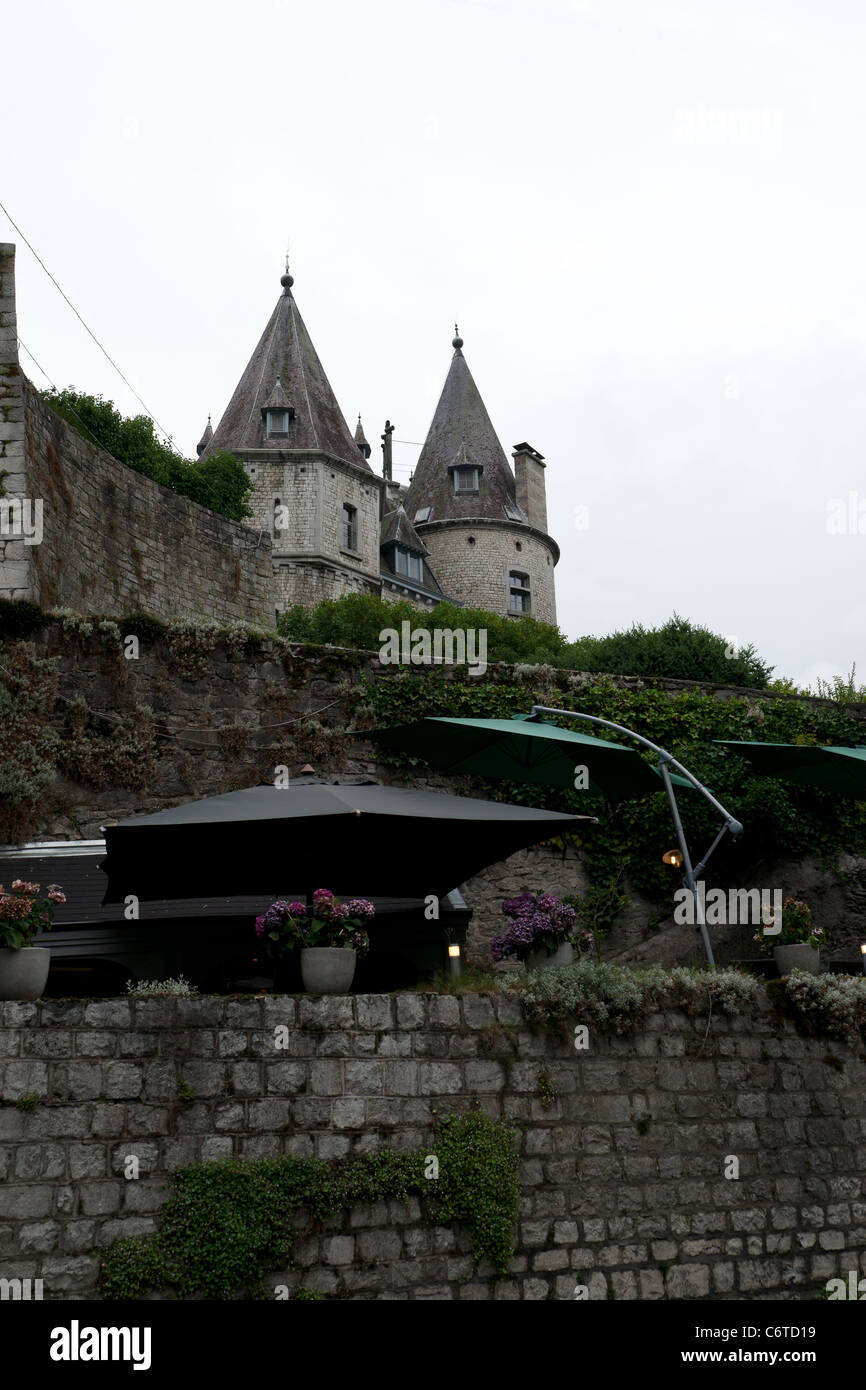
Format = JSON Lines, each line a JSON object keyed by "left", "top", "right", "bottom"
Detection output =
{"left": 526, "top": 941, "right": 574, "bottom": 973}
{"left": 300, "top": 947, "right": 357, "bottom": 994}
{"left": 0, "top": 947, "right": 51, "bottom": 1001}
{"left": 773, "top": 944, "right": 820, "bottom": 977}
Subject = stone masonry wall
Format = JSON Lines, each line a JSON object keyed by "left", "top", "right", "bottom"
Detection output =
{"left": 0, "top": 243, "right": 274, "bottom": 624}
{"left": 17, "top": 379, "right": 275, "bottom": 625}
{"left": 8, "top": 627, "right": 866, "bottom": 964}
{"left": 0, "top": 245, "right": 30, "bottom": 601}
{"left": 416, "top": 519, "right": 557, "bottom": 625}
{"left": 0, "top": 991, "right": 864, "bottom": 1300}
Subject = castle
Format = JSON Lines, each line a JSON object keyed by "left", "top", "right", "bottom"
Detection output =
{"left": 197, "top": 265, "right": 559, "bottom": 623}
{"left": 0, "top": 246, "right": 558, "bottom": 628}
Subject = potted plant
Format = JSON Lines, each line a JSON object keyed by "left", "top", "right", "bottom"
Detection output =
{"left": 754, "top": 897, "right": 824, "bottom": 977}
{"left": 490, "top": 892, "right": 579, "bottom": 972}
{"left": 0, "top": 879, "right": 65, "bottom": 1001}
{"left": 255, "top": 888, "right": 374, "bottom": 994}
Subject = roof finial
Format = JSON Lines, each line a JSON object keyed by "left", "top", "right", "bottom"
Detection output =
{"left": 452, "top": 322, "right": 463, "bottom": 351}
{"left": 280, "top": 250, "right": 294, "bottom": 292}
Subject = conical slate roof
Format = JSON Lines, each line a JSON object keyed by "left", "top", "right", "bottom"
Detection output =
{"left": 354, "top": 414, "right": 371, "bottom": 459}
{"left": 202, "top": 272, "right": 370, "bottom": 472}
{"left": 196, "top": 416, "right": 213, "bottom": 457}
{"left": 404, "top": 334, "right": 525, "bottom": 524}
{"left": 380, "top": 503, "right": 443, "bottom": 595}
{"left": 380, "top": 502, "right": 429, "bottom": 552}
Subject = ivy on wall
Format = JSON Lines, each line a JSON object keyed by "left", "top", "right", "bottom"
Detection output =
{"left": 99, "top": 1110, "right": 519, "bottom": 1299}
{"left": 0, "top": 639, "right": 60, "bottom": 841}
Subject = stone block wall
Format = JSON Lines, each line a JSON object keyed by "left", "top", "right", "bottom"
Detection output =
{"left": 15, "top": 379, "right": 275, "bottom": 625}
{"left": 0, "top": 245, "right": 29, "bottom": 600}
{"left": 8, "top": 626, "right": 866, "bottom": 962}
{"left": 415, "top": 518, "right": 557, "bottom": 624}
{"left": 0, "top": 242, "right": 274, "bottom": 624}
{"left": 0, "top": 991, "right": 864, "bottom": 1300}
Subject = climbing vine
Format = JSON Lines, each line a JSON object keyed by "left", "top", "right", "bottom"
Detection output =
{"left": 0, "top": 639, "right": 60, "bottom": 841}
{"left": 99, "top": 1110, "right": 519, "bottom": 1299}
{"left": 351, "top": 672, "right": 866, "bottom": 914}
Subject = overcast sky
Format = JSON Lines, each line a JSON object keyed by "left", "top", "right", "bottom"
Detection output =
{"left": 4, "top": 0, "right": 865, "bottom": 689}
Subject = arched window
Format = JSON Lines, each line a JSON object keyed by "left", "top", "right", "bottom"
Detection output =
{"left": 509, "top": 571, "right": 531, "bottom": 614}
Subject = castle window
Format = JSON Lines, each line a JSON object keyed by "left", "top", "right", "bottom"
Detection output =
{"left": 394, "top": 546, "right": 423, "bottom": 581}
{"left": 454, "top": 466, "right": 479, "bottom": 493}
{"left": 265, "top": 409, "right": 291, "bottom": 437}
{"left": 509, "top": 571, "right": 531, "bottom": 614}
{"left": 272, "top": 498, "right": 285, "bottom": 537}
{"left": 342, "top": 504, "right": 358, "bottom": 551}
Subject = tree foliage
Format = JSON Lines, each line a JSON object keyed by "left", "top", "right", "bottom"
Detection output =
{"left": 559, "top": 614, "right": 773, "bottom": 688}
{"left": 43, "top": 388, "right": 252, "bottom": 522}
{"left": 278, "top": 595, "right": 774, "bottom": 687}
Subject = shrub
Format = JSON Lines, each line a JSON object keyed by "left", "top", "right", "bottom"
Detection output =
{"left": 0, "top": 599, "right": 50, "bottom": 640}
{"left": 782, "top": 970, "right": 866, "bottom": 1046}
{"left": 125, "top": 976, "right": 195, "bottom": 997}
{"left": 520, "top": 960, "right": 761, "bottom": 1033}
{"left": 557, "top": 614, "right": 773, "bottom": 688}
{"left": 42, "top": 388, "right": 252, "bottom": 522}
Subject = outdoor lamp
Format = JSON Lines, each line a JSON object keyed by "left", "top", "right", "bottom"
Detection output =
{"left": 662, "top": 848, "right": 684, "bottom": 868}
{"left": 860, "top": 944, "right": 866, "bottom": 976}
{"left": 448, "top": 943, "right": 462, "bottom": 978}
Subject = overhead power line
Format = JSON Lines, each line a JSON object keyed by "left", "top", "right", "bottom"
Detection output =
{"left": 0, "top": 198, "right": 174, "bottom": 444}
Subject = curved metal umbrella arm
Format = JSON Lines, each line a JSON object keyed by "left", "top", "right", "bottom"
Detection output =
{"left": 529, "top": 705, "right": 743, "bottom": 836}
{"left": 528, "top": 704, "right": 751, "bottom": 970}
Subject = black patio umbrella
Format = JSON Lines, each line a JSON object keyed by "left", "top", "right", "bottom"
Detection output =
{"left": 99, "top": 775, "right": 596, "bottom": 904}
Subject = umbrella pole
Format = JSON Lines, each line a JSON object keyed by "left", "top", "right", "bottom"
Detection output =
{"left": 529, "top": 704, "right": 745, "bottom": 969}
{"left": 657, "top": 758, "right": 714, "bottom": 967}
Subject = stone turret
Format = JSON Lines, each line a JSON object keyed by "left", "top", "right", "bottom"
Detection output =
{"left": 203, "top": 264, "right": 383, "bottom": 616}
{"left": 196, "top": 416, "right": 213, "bottom": 458}
{"left": 354, "top": 415, "right": 371, "bottom": 460}
{"left": 404, "top": 329, "right": 558, "bottom": 623}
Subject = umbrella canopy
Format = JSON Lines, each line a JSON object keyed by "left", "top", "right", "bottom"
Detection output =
{"left": 99, "top": 776, "right": 595, "bottom": 904}
{"left": 360, "top": 714, "right": 684, "bottom": 801}
{"left": 714, "top": 740, "right": 866, "bottom": 797}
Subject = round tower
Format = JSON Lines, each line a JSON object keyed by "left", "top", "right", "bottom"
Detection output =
{"left": 403, "top": 330, "right": 558, "bottom": 624}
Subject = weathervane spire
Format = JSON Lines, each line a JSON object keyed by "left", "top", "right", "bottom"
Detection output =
{"left": 281, "top": 242, "right": 293, "bottom": 292}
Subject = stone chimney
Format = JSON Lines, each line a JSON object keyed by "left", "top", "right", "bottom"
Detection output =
{"left": 512, "top": 442, "right": 548, "bottom": 533}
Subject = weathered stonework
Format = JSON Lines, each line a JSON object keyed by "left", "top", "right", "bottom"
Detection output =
{"left": 414, "top": 518, "right": 558, "bottom": 625}
{"left": 0, "top": 245, "right": 29, "bottom": 600}
{"left": 9, "top": 628, "right": 866, "bottom": 963}
{"left": 0, "top": 247, "right": 275, "bottom": 623}
{"left": 16, "top": 381, "right": 275, "bottom": 624}
{"left": 242, "top": 450, "right": 383, "bottom": 615}
{"left": 0, "top": 992, "right": 863, "bottom": 1300}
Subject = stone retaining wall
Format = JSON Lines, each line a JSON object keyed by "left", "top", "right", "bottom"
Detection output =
{"left": 0, "top": 991, "right": 864, "bottom": 1300}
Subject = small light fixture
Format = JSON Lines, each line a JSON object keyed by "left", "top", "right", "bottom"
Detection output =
{"left": 662, "top": 848, "right": 684, "bottom": 868}
{"left": 448, "top": 943, "right": 462, "bottom": 978}
{"left": 860, "top": 943, "right": 866, "bottom": 975}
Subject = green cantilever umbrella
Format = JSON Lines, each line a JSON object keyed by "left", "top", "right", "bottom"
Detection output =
{"left": 359, "top": 710, "right": 744, "bottom": 967}
{"left": 362, "top": 714, "right": 692, "bottom": 802}
{"left": 714, "top": 740, "right": 866, "bottom": 796}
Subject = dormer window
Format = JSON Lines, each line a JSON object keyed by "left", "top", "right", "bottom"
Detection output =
{"left": 265, "top": 409, "right": 291, "bottom": 438}
{"left": 394, "top": 546, "right": 424, "bottom": 581}
{"left": 454, "top": 466, "right": 479, "bottom": 493}
{"left": 261, "top": 380, "right": 295, "bottom": 438}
